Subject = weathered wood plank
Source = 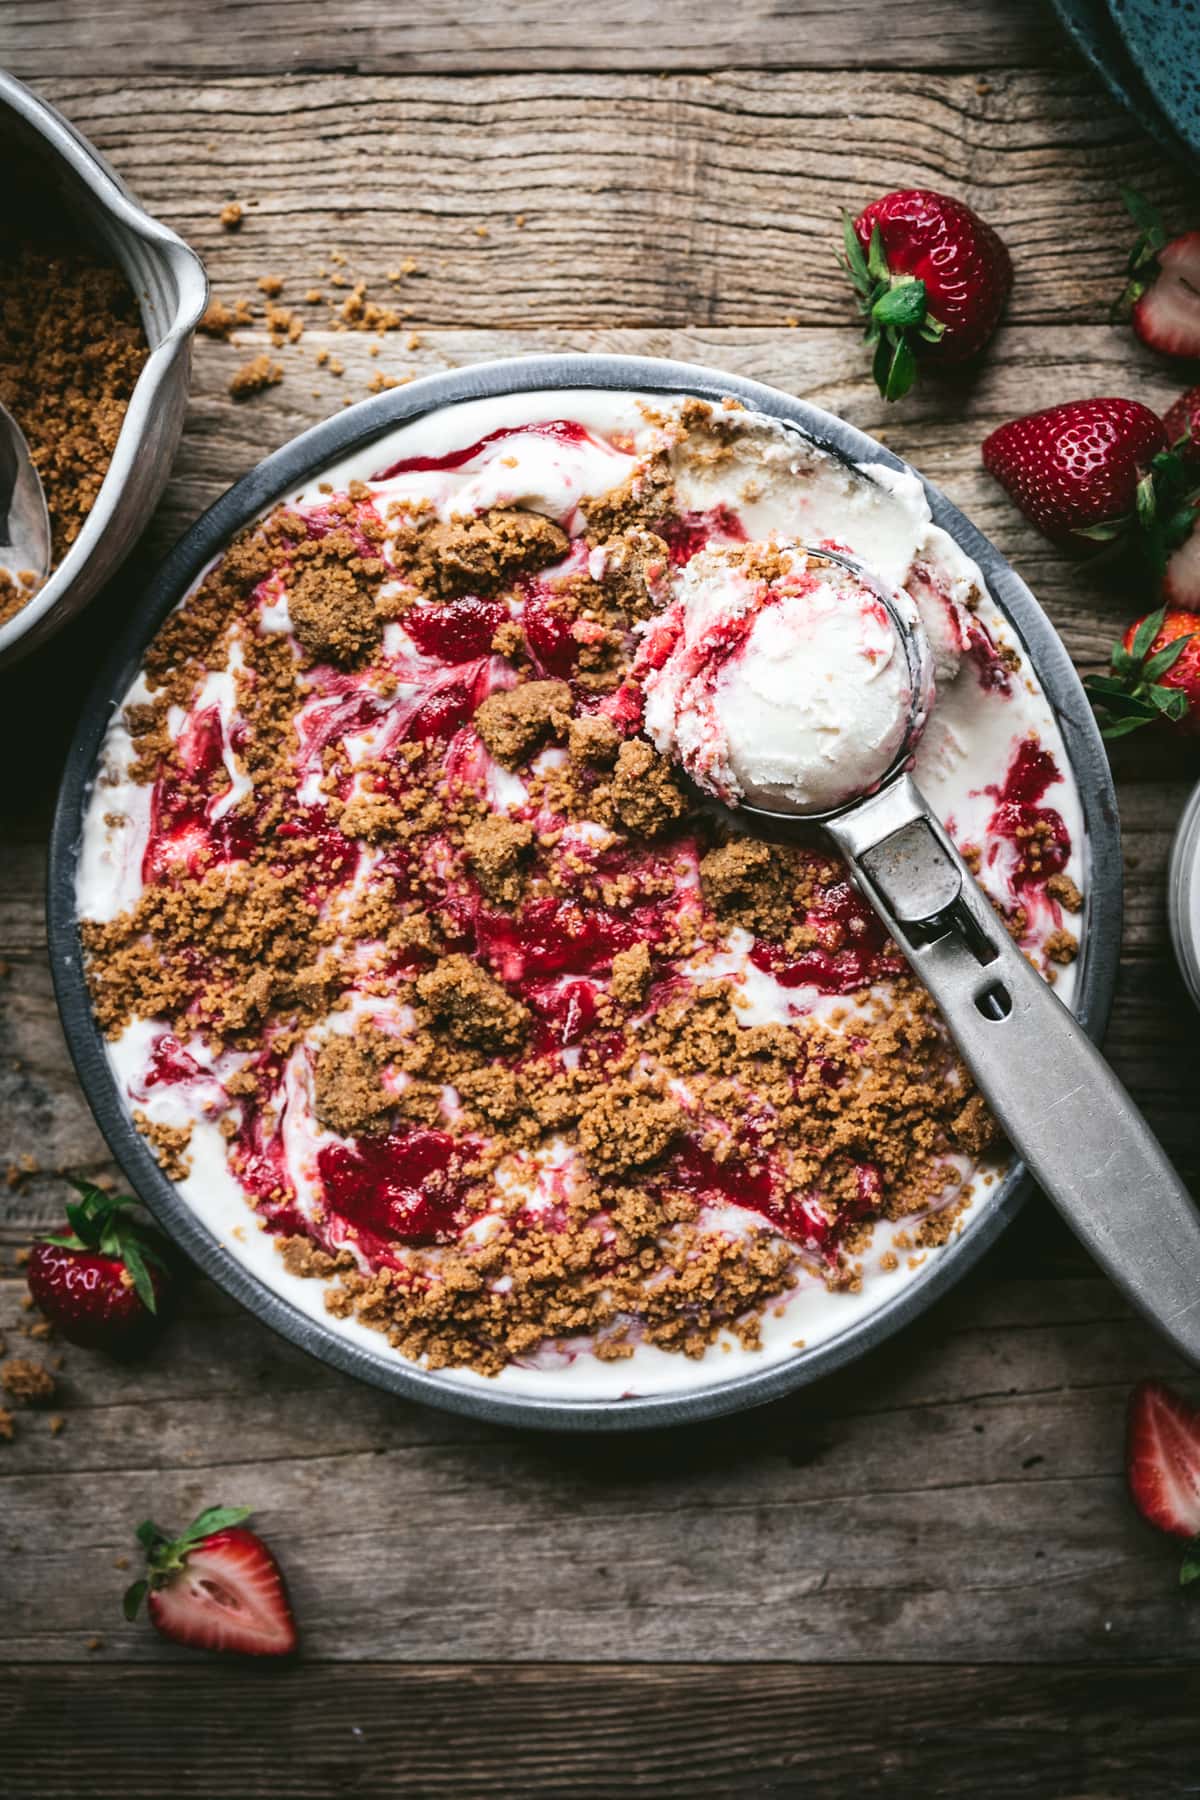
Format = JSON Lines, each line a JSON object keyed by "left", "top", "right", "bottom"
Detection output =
{"left": 5, "top": 1662, "right": 1200, "bottom": 1799}
{"left": 5, "top": 0, "right": 1060, "bottom": 79}
{"left": 26, "top": 73, "right": 1191, "bottom": 328}
{"left": 1, "top": 1268, "right": 1194, "bottom": 1663}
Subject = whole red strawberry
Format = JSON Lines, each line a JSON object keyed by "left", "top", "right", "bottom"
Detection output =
{"left": 982, "top": 398, "right": 1167, "bottom": 545}
{"left": 1126, "top": 1379, "right": 1200, "bottom": 1586}
{"left": 1165, "top": 385, "right": 1200, "bottom": 467}
{"left": 125, "top": 1505, "right": 298, "bottom": 1656}
{"left": 841, "top": 189, "right": 1012, "bottom": 400}
{"left": 1117, "top": 189, "right": 1200, "bottom": 362}
{"left": 27, "top": 1180, "right": 175, "bottom": 1353}
{"left": 1085, "top": 604, "right": 1200, "bottom": 737}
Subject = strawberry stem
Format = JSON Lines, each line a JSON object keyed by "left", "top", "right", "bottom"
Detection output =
{"left": 41, "top": 1178, "right": 168, "bottom": 1313}
{"left": 124, "top": 1505, "right": 254, "bottom": 1619}
{"left": 1114, "top": 186, "right": 1169, "bottom": 317}
{"left": 1182, "top": 1534, "right": 1200, "bottom": 1587}
{"left": 840, "top": 212, "right": 945, "bottom": 402}
{"left": 1070, "top": 448, "right": 1200, "bottom": 585}
{"left": 1085, "top": 602, "right": 1198, "bottom": 738}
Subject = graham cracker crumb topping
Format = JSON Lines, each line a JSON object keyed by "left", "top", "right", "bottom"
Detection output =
{"left": 79, "top": 396, "right": 1078, "bottom": 1379}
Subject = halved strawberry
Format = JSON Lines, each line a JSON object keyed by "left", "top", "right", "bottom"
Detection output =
{"left": 125, "top": 1505, "right": 297, "bottom": 1656}
{"left": 1135, "top": 236, "right": 1200, "bottom": 361}
{"left": 1126, "top": 1380, "right": 1200, "bottom": 1585}
{"left": 1084, "top": 604, "right": 1200, "bottom": 738}
{"left": 1164, "top": 385, "right": 1200, "bottom": 468}
{"left": 1116, "top": 189, "right": 1200, "bottom": 361}
{"left": 1165, "top": 512, "right": 1200, "bottom": 606}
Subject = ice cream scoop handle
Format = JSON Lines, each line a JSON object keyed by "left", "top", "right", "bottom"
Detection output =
{"left": 825, "top": 774, "right": 1200, "bottom": 1366}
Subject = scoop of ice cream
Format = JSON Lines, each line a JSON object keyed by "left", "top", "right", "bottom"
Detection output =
{"left": 638, "top": 541, "right": 930, "bottom": 815}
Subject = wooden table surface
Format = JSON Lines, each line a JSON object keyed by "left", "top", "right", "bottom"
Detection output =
{"left": 4, "top": 4, "right": 1200, "bottom": 1794}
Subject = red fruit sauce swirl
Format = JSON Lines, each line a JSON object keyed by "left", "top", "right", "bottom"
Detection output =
{"left": 131, "top": 416, "right": 1063, "bottom": 1278}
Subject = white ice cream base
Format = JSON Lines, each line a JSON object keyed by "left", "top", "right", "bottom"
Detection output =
{"left": 78, "top": 387, "right": 1087, "bottom": 1401}
{"left": 642, "top": 546, "right": 925, "bottom": 814}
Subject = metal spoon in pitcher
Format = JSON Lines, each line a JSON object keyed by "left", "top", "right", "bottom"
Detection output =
{"left": 686, "top": 546, "right": 1200, "bottom": 1364}
{"left": 0, "top": 401, "right": 51, "bottom": 592}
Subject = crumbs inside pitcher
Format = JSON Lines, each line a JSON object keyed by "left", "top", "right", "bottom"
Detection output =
{"left": 0, "top": 163, "right": 148, "bottom": 627}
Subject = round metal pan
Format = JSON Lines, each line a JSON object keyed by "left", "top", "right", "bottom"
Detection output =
{"left": 47, "top": 354, "right": 1123, "bottom": 1431}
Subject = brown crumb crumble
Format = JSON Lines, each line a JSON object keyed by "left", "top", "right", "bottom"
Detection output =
{"left": 1046, "top": 873, "right": 1083, "bottom": 912}
{"left": 0, "top": 203, "right": 147, "bottom": 622}
{"left": 77, "top": 397, "right": 1074, "bottom": 1379}
{"left": 474, "top": 680, "right": 572, "bottom": 767}
{"left": 1, "top": 1357, "right": 55, "bottom": 1404}
{"left": 229, "top": 353, "right": 283, "bottom": 400}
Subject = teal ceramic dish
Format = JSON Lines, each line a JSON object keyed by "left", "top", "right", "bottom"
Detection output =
{"left": 1108, "top": 0, "right": 1200, "bottom": 160}
{"left": 1050, "top": 0, "right": 1200, "bottom": 167}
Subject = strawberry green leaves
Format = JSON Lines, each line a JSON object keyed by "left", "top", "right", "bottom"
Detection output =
{"left": 1085, "top": 604, "right": 1199, "bottom": 738}
{"left": 1073, "top": 446, "right": 1200, "bottom": 580}
{"left": 840, "top": 214, "right": 946, "bottom": 402}
{"left": 42, "top": 1178, "right": 166, "bottom": 1313}
{"left": 1114, "top": 186, "right": 1169, "bottom": 318}
{"left": 124, "top": 1505, "right": 254, "bottom": 1619}
{"left": 1182, "top": 1536, "right": 1200, "bottom": 1588}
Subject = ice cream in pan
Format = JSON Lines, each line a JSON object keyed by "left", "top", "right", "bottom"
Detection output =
{"left": 641, "top": 486, "right": 1200, "bottom": 1366}
{"left": 75, "top": 389, "right": 1200, "bottom": 1394}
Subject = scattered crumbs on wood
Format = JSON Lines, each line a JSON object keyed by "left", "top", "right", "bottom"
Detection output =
{"left": 219, "top": 201, "right": 244, "bottom": 230}
{"left": 1, "top": 1356, "right": 55, "bottom": 1403}
{"left": 229, "top": 354, "right": 283, "bottom": 400}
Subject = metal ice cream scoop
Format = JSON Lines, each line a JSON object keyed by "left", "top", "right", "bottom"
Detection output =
{"left": 735, "top": 547, "right": 1200, "bottom": 1366}
{"left": 0, "top": 402, "right": 51, "bottom": 591}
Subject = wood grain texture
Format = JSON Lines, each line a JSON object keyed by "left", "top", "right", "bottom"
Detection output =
{"left": 7, "top": 0, "right": 1060, "bottom": 78}
{"left": 4, "top": 1662, "right": 1200, "bottom": 1798}
{"left": 26, "top": 72, "right": 1192, "bottom": 329}
{"left": 3, "top": 9, "right": 1200, "bottom": 1785}
{"left": 2, "top": 1265, "right": 1196, "bottom": 1664}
